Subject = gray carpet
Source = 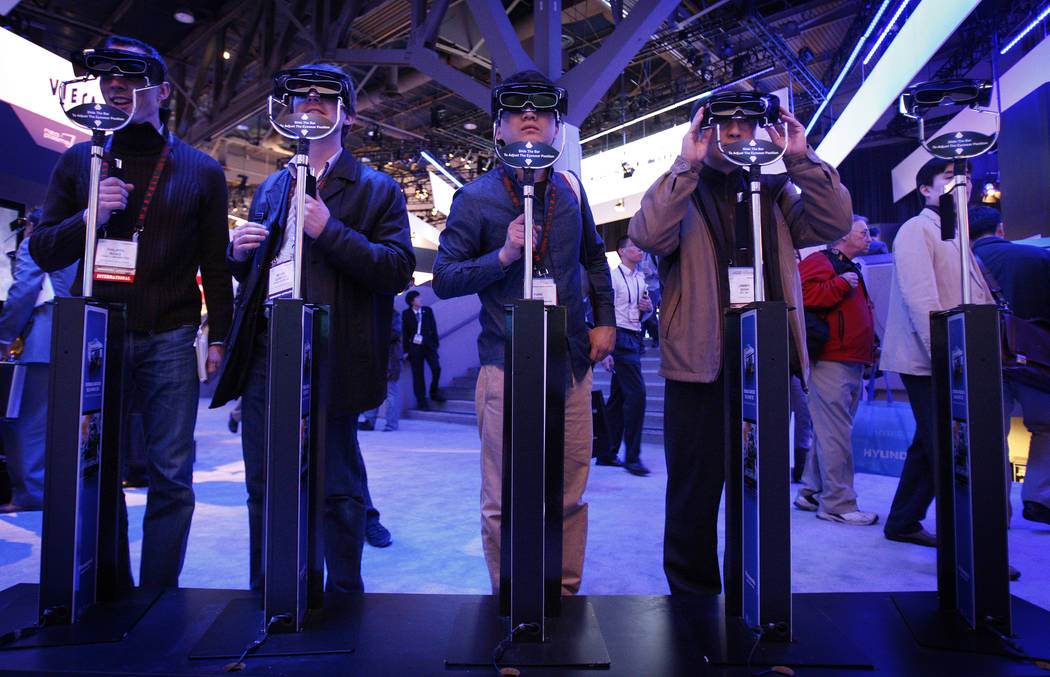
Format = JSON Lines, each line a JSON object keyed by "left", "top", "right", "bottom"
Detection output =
{"left": 1, "top": 400, "right": 1047, "bottom": 612}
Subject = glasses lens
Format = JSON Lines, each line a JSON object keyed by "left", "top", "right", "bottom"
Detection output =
{"left": 86, "top": 55, "right": 147, "bottom": 76}
{"left": 947, "top": 85, "right": 977, "bottom": 102}
{"left": 499, "top": 90, "right": 559, "bottom": 109}
{"left": 286, "top": 78, "right": 342, "bottom": 97}
{"left": 710, "top": 99, "right": 765, "bottom": 117}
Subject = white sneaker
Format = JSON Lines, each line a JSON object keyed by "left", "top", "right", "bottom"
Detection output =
{"left": 817, "top": 510, "right": 879, "bottom": 526}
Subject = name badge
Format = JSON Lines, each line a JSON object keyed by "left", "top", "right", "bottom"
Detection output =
{"left": 728, "top": 267, "right": 756, "bottom": 305}
{"left": 268, "top": 259, "right": 294, "bottom": 300}
{"left": 628, "top": 307, "right": 641, "bottom": 323}
{"left": 412, "top": 334, "right": 423, "bottom": 345}
{"left": 531, "top": 277, "right": 558, "bottom": 306}
{"left": 93, "top": 238, "right": 138, "bottom": 283}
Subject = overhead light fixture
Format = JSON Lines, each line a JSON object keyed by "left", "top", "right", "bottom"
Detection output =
{"left": 173, "top": 9, "right": 195, "bottom": 24}
{"left": 580, "top": 66, "right": 774, "bottom": 144}
{"left": 816, "top": 0, "right": 981, "bottom": 168}
{"left": 863, "top": 0, "right": 913, "bottom": 66}
{"left": 805, "top": 0, "right": 892, "bottom": 134}
{"left": 222, "top": 50, "right": 231, "bottom": 60}
{"left": 420, "top": 150, "right": 464, "bottom": 188}
{"left": 1000, "top": 1, "right": 1050, "bottom": 54}
{"left": 463, "top": 121, "right": 478, "bottom": 131}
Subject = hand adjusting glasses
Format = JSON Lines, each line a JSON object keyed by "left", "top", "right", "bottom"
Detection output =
{"left": 699, "top": 91, "right": 781, "bottom": 129}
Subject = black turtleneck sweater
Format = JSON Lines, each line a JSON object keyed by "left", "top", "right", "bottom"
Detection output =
{"left": 31, "top": 123, "right": 233, "bottom": 341}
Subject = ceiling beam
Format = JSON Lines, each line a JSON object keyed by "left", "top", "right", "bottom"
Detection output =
{"left": 558, "top": 0, "right": 681, "bottom": 126}
{"left": 464, "top": 0, "right": 536, "bottom": 77}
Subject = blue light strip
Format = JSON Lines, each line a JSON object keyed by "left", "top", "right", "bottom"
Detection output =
{"left": 863, "top": 0, "right": 914, "bottom": 65}
{"left": 816, "top": 0, "right": 981, "bottom": 167}
{"left": 420, "top": 150, "right": 463, "bottom": 188}
{"left": 805, "top": 0, "right": 893, "bottom": 134}
{"left": 1000, "top": 2, "right": 1050, "bottom": 54}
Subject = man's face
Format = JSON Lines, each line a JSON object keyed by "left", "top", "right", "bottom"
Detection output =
{"left": 618, "top": 238, "right": 644, "bottom": 266}
{"left": 495, "top": 107, "right": 559, "bottom": 147}
{"left": 921, "top": 165, "right": 971, "bottom": 206}
{"left": 704, "top": 118, "right": 757, "bottom": 169}
{"left": 99, "top": 46, "right": 169, "bottom": 126}
{"left": 292, "top": 91, "right": 353, "bottom": 135}
{"left": 841, "top": 220, "right": 872, "bottom": 258}
{"left": 410, "top": 296, "right": 422, "bottom": 310}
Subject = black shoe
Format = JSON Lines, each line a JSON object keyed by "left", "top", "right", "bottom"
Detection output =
{"left": 359, "top": 420, "right": 375, "bottom": 431}
{"left": 366, "top": 521, "right": 392, "bottom": 548}
{"left": 595, "top": 457, "right": 623, "bottom": 467}
{"left": 430, "top": 389, "right": 446, "bottom": 402}
{"left": 1022, "top": 501, "right": 1050, "bottom": 525}
{"left": 624, "top": 462, "right": 650, "bottom": 476}
{"left": 228, "top": 413, "right": 239, "bottom": 433}
{"left": 885, "top": 527, "right": 936, "bottom": 547}
{"left": 416, "top": 400, "right": 430, "bottom": 411}
{"left": 1009, "top": 564, "right": 1021, "bottom": 581}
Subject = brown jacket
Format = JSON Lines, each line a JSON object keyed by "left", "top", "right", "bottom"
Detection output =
{"left": 628, "top": 149, "right": 853, "bottom": 383}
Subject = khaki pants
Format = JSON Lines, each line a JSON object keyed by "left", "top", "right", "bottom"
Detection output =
{"left": 475, "top": 364, "right": 593, "bottom": 595}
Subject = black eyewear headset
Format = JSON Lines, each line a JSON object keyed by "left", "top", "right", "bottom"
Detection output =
{"left": 699, "top": 91, "right": 781, "bottom": 128}
{"left": 71, "top": 48, "right": 166, "bottom": 86}
{"left": 491, "top": 83, "right": 568, "bottom": 121}
{"left": 273, "top": 68, "right": 354, "bottom": 111}
{"left": 900, "top": 79, "right": 993, "bottom": 115}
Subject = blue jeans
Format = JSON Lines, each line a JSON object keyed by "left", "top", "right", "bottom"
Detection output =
{"left": 363, "top": 378, "right": 400, "bottom": 429}
{"left": 242, "top": 333, "right": 366, "bottom": 593}
{"left": 122, "top": 325, "right": 200, "bottom": 587}
{"left": 1, "top": 363, "right": 49, "bottom": 507}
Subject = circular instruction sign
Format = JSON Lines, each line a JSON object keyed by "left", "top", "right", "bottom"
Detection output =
{"left": 65, "top": 102, "right": 129, "bottom": 131}
{"left": 721, "top": 138, "right": 783, "bottom": 166}
{"left": 927, "top": 131, "right": 996, "bottom": 159}
{"left": 274, "top": 112, "right": 337, "bottom": 139}
{"left": 496, "top": 141, "right": 560, "bottom": 169}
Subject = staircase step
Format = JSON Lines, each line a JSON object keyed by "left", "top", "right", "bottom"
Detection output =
{"left": 427, "top": 399, "right": 476, "bottom": 415}
{"left": 403, "top": 408, "right": 477, "bottom": 426}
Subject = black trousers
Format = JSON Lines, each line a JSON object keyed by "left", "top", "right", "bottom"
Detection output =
{"left": 885, "top": 373, "right": 936, "bottom": 537}
{"left": 664, "top": 375, "right": 728, "bottom": 595}
{"left": 604, "top": 329, "right": 646, "bottom": 464}
{"left": 408, "top": 344, "right": 441, "bottom": 403}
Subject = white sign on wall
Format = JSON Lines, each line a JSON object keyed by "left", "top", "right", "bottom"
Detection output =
{"left": 0, "top": 27, "right": 102, "bottom": 150}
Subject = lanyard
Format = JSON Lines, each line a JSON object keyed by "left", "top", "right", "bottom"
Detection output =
{"left": 618, "top": 266, "right": 640, "bottom": 305}
{"left": 497, "top": 165, "right": 557, "bottom": 269}
{"left": 102, "top": 133, "right": 172, "bottom": 238}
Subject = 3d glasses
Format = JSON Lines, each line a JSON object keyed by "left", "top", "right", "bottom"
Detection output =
{"left": 700, "top": 91, "right": 781, "bottom": 128}
{"left": 71, "top": 48, "right": 166, "bottom": 86}
{"left": 900, "top": 79, "right": 992, "bottom": 115}
{"left": 491, "top": 83, "right": 567, "bottom": 120}
{"left": 273, "top": 68, "right": 354, "bottom": 110}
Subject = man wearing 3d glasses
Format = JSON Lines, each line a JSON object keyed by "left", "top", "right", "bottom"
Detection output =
{"left": 628, "top": 90, "right": 852, "bottom": 596}
{"left": 31, "top": 36, "right": 233, "bottom": 589}
{"left": 433, "top": 70, "right": 615, "bottom": 595}
{"left": 214, "top": 64, "right": 414, "bottom": 592}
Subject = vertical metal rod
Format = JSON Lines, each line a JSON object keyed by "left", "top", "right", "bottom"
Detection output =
{"left": 82, "top": 131, "right": 106, "bottom": 298}
{"left": 292, "top": 137, "right": 310, "bottom": 300}
{"left": 953, "top": 158, "right": 970, "bottom": 305}
{"left": 750, "top": 165, "right": 765, "bottom": 302}
{"left": 522, "top": 168, "right": 535, "bottom": 300}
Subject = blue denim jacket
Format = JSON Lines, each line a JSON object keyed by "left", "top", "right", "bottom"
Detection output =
{"left": 433, "top": 166, "right": 615, "bottom": 380}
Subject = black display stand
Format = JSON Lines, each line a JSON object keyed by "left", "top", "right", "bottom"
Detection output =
{"left": 6, "top": 297, "right": 160, "bottom": 646}
{"left": 724, "top": 302, "right": 792, "bottom": 641}
{"left": 263, "top": 299, "right": 329, "bottom": 633}
{"left": 446, "top": 299, "right": 609, "bottom": 668}
{"left": 897, "top": 304, "right": 1013, "bottom": 647}
{"left": 192, "top": 300, "right": 339, "bottom": 656}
